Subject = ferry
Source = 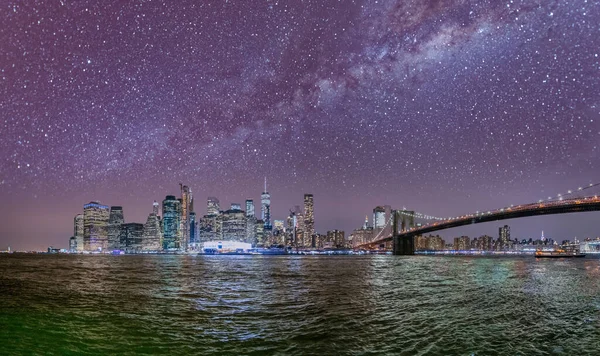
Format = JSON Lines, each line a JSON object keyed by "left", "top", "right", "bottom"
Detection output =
{"left": 535, "top": 248, "right": 586, "bottom": 258}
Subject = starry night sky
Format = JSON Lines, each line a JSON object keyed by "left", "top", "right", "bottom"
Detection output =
{"left": 1, "top": 0, "right": 599, "bottom": 250}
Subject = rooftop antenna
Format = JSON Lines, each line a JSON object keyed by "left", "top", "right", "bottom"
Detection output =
{"left": 264, "top": 176, "right": 267, "bottom": 193}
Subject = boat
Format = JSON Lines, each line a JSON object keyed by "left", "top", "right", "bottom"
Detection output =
{"left": 535, "top": 248, "right": 586, "bottom": 258}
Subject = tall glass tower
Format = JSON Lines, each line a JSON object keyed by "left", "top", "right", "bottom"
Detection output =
{"left": 303, "top": 194, "right": 314, "bottom": 248}
{"left": 107, "top": 206, "right": 124, "bottom": 251}
{"left": 180, "top": 185, "right": 193, "bottom": 251}
{"left": 162, "top": 195, "right": 181, "bottom": 250}
{"left": 245, "top": 199, "right": 255, "bottom": 218}
{"left": 74, "top": 214, "right": 84, "bottom": 252}
{"left": 261, "top": 178, "right": 271, "bottom": 229}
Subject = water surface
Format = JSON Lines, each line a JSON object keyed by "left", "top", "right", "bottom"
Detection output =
{"left": 1, "top": 254, "right": 600, "bottom": 355}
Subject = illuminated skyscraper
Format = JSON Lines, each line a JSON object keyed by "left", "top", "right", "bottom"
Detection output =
{"left": 303, "top": 194, "right": 315, "bottom": 248}
{"left": 246, "top": 200, "right": 255, "bottom": 218}
{"left": 153, "top": 200, "right": 159, "bottom": 216}
{"left": 107, "top": 206, "right": 124, "bottom": 251}
{"left": 221, "top": 206, "right": 246, "bottom": 242}
{"left": 74, "top": 214, "right": 84, "bottom": 252}
{"left": 180, "top": 185, "right": 193, "bottom": 251}
{"left": 119, "top": 223, "right": 145, "bottom": 253}
{"left": 327, "top": 230, "right": 346, "bottom": 248}
{"left": 142, "top": 211, "right": 162, "bottom": 251}
{"left": 189, "top": 212, "right": 197, "bottom": 245}
{"left": 162, "top": 195, "right": 181, "bottom": 250}
{"left": 207, "top": 197, "right": 220, "bottom": 216}
{"left": 83, "top": 201, "right": 110, "bottom": 251}
{"left": 261, "top": 177, "right": 271, "bottom": 229}
{"left": 499, "top": 225, "right": 511, "bottom": 249}
{"left": 373, "top": 206, "right": 386, "bottom": 230}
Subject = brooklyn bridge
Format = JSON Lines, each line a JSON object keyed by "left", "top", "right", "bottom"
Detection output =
{"left": 357, "top": 184, "right": 600, "bottom": 255}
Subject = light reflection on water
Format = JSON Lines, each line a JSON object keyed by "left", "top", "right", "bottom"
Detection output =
{"left": 1, "top": 254, "right": 600, "bottom": 355}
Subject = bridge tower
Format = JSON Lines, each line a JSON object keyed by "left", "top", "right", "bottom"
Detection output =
{"left": 392, "top": 210, "right": 415, "bottom": 255}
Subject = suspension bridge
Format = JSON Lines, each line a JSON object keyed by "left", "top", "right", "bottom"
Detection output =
{"left": 357, "top": 183, "right": 600, "bottom": 255}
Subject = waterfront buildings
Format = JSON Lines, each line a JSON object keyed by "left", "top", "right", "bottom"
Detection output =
{"left": 261, "top": 178, "right": 272, "bottom": 229}
{"left": 326, "top": 230, "right": 346, "bottom": 248}
{"left": 453, "top": 236, "right": 471, "bottom": 251}
{"left": 245, "top": 200, "right": 255, "bottom": 218}
{"left": 142, "top": 211, "right": 162, "bottom": 251}
{"left": 180, "top": 185, "right": 193, "bottom": 251}
{"left": 499, "top": 225, "right": 511, "bottom": 249}
{"left": 107, "top": 206, "right": 124, "bottom": 251}
{"left": 162, "top": 195, "right": 181, "bottom": 250}
{"left": 74, "top": 214, "right": 84, "bottom": 252}
{"left": 83, "top": 202, "right": 110, "bottom": 251}
{"left": 207, "top": 197, "right": 220, "bottom": 216}
{"left": 119, "top": 223, "right": 144, "bottom": 253}
{"left": 350, "top": 219, "right": 374, "bottom": 247}
{"left": 198, "top": 215, "right": 218, "bottom": 242}
{"left": 303, "top": 194, "right": 315, "bottom": 248}
{"left": 221, "top": 206, "right": 247, "bottom": 242}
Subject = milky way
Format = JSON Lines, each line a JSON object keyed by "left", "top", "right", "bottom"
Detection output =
{"left": 1, "top": 0, "right": 599, "bottom": 249}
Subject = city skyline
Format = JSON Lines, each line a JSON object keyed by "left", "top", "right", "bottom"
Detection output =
{"left": 1, "top": 1, "right": 600, "bottom": 249}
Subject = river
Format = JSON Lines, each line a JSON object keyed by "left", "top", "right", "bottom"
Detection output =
{"left": 1, "top": 254, "right": 600, "bottom": 355}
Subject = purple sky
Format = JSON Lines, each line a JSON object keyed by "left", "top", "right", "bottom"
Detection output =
{"left": 1, "top": 1, "right": 599, "bottom": 250}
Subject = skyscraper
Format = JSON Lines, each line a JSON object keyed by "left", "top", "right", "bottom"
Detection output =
{"left": 373, "top": 206, "right": 386, "bottom": 230}
{"left": 499, "top": 225, "right": 511, "bottom": 249}
{"left": 221, "top": 206, "right": 247, "bottom": 242}
{"left": 162, "top": 195, "right": 181, "bottom": 250}
{"left": 119, "top": 223, "right": 145, "bottom": 253}
{"left": 142, "top": 211, "right": 162, "bottom": 251}
{"left": 189, "top": 212, "right": 197, "bottom": 245}
{"left": 152, "top": 200, "right": 159, "bottom": 216}
{"left": 207, "top": 197, "right": 220, "bottom": 216}
{"left": 180, "top": 184, "right": 193, "bottom": 251}
{"left": 107, "top": 206, "right": 124, "bottom": 251}
{"left": 303, "top": 194, "right": 315, "bottom": 248}
{"left": 261, "top": 177, "right": 271, "bottom": 229}
{"left": 83, "top": 201, "right": 110, "bottom": 251}
{"left": 245, "top": 199, "right": 255, "bottom": 218}
{"left": 74, "top": 214, "right": 84, "bottom": 252}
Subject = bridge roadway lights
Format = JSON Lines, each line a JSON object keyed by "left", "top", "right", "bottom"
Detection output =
{"left": 393, "top": 235, "right": 415, "bottom": 255}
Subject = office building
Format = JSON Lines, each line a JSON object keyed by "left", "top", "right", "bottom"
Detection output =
{"left": 69, "top": 236, "right": 77, "bottom": 252}
{"left": 221, "top": 207, "right": 247, "bottom": 242}
{"left": 303, "top": 194, "right": 315, "bottom": 248}
{"left": 198, "top": 215, "right": 218, "bottom": 242}
{"left": 499, "top": 225, "right": 511, "bottom": 249}
{"left": 453, "top": 236, "right": 471, "bottom": 251}
{"left": 83, "top": 201, "right": 110, "bottom": 251}
{"left": 245, "top": 199, "right": 255, "bottom": 218}
{"left": 162, "top": 195, "right": 181, "bottom": 250}
{"left": 107, "top": 206, "right": 124, "bottom": 251}
{"left": 74, "top": 214, "right": 84, "bottom": 252}
{"left": 326, "top": 230, "right": 346, "bottom": 249}
{"left": 142, "top": 212, "right": 162, "bottom": 251}
{"left": 119, "top": 223, "right": 145, "bottom": 253}
{"left": 179, "top": 185, "right": 193, "bottom": 251}
{"left": 207, "top": 197, "right": 220, "bottom": 216}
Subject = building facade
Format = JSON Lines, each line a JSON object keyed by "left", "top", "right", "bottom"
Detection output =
{"left": 107, "top": 206, "right": 124, "bottom": 251}
{"left": 74, "top": 214, "right": 84, "bottom": 252}
{"left": 83, "top": 202, "right": 110, "bottom": 251}
{"left": 303, "top": 194, "right": 315, "bottom": 248}
{"left": 119, "top": 223, "right": 145, "bottom": 253}
{"left": 162, "top": 195, "right": 181, "bottom": 250}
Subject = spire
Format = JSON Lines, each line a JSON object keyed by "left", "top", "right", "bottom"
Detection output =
{"left": 264, "top": 176, "right": 267, "bottom": 193}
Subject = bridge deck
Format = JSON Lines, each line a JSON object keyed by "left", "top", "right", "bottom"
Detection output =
{"left": 359, "top": 196, "right": 600, "bottom": 248}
